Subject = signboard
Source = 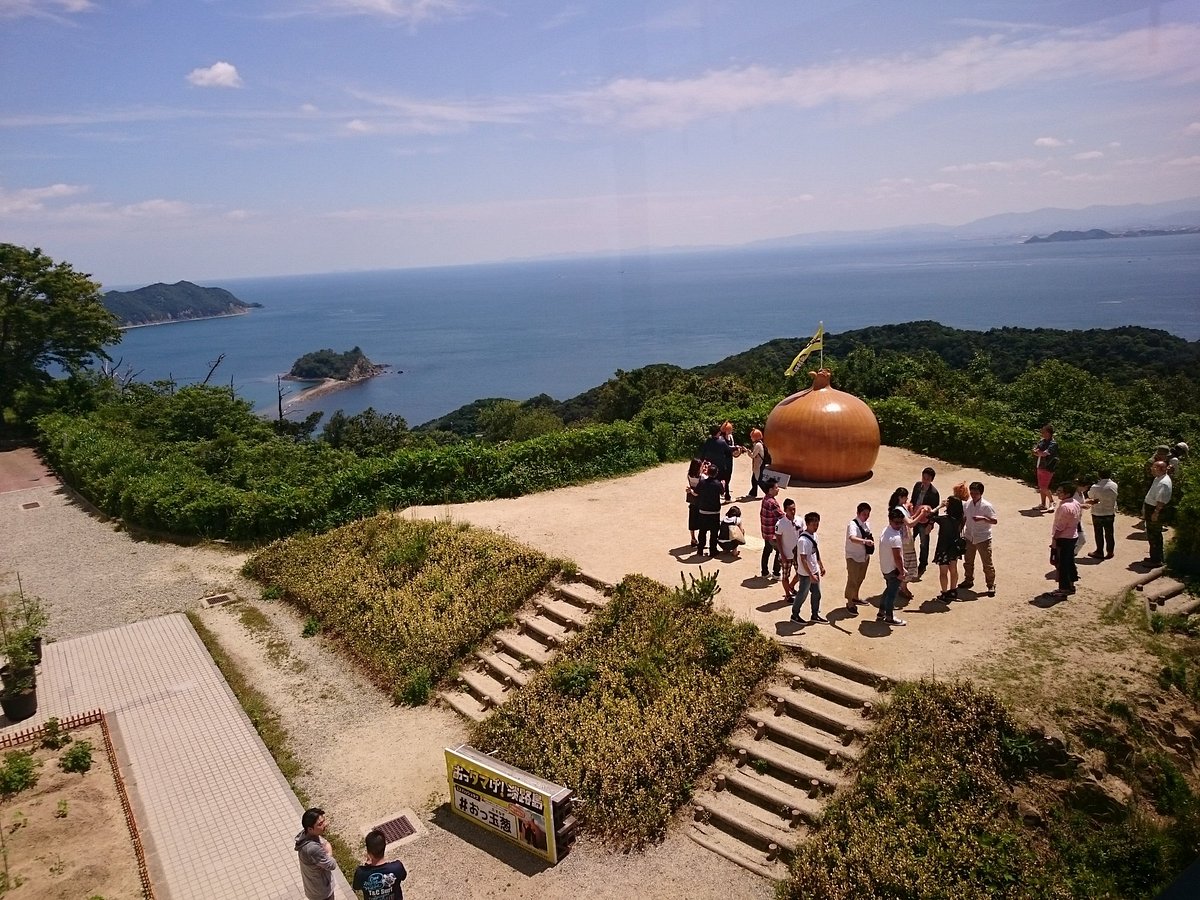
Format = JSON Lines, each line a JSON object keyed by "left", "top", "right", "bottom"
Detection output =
{"left": 760, "top": 467, "right": 791, "bottom": 488}
{"left": 445, "top": 744, "right": 572, "bottom": 864}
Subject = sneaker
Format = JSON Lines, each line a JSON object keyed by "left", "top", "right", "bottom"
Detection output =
{"left": 885, "top": 617, "right": 907, "bottom": 626}
{"left": 959, "top": 580, "right": 974, "bottom": 591}
{"left": 789, "top": 615, "right": 804, "bottom": 623}
{"left": 844, "top": 604, "right": 859, "bottom": 615}
{"left": 761, "top": 571, "right": 770, "bottom": 579}
{"left": 810, "top": 613, "right": 829, "bottom": 624}
{"left": 1088, "top": 551, "right": 1104, "bottom": 560}
{"left": 1104, "top": 553, "right": 1114, "bottom": 559}
{"left": 984, "top": 588, "right": 995, "bottom": 598}
{"left": 875, "top": 613, "right": 887, "bottom": 622}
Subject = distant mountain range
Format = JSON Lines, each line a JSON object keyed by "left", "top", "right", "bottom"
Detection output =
{"left": 1024, "top": 226, "right": 1200, "bottom": 244}
{"left": 104, "top": 281, "right": 261, "bottom": 327}
{"left": 744, "top": 196, "right": 1200, "bottom": 249}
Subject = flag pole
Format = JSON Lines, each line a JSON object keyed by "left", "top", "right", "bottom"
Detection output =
{"left": 819, "top": 321, "right": 824, "bottom": 370}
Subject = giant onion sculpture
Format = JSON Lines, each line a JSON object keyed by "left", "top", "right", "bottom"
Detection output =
{"left": 765, "top": 368, "right": 880, "bottom": 483}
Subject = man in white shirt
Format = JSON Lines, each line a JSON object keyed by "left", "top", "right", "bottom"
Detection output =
{"left": 1086, "top": 468, "right": 1119, "bottom": 560}
{"left": 777, "top": 498, "right": 801, "bottom": 604}
{"left": 877, "top": 508, "right": 907, "bottom": 627}
{"left": 844, "top": 502, "right": 874, "bottom": 612}
{"left": 1142, "top": 460, "right": 1173, "bottom": 567}
{"left": 960, "top": 481, "right": 998, "bottom": 597}
{"left": 791, "top": 512, "right": 827, "bottom": 624}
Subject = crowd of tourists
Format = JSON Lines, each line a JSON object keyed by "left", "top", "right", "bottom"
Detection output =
{"left": 684, "top": 422, "right": 1189, "bottom": 627}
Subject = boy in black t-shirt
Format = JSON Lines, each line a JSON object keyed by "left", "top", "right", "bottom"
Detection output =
{"left": 352, "top": 829, "right": 407, "bottom": 900}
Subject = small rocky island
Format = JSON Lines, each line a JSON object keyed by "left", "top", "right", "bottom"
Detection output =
{"left": 1024, "top": 226, "right": 1200, "bottom": 244}
{"left": 103, "top": 281, "right": 262, "bottom": 327}
{"left": 282, "top": 347, "right": 389, "bottom": 409}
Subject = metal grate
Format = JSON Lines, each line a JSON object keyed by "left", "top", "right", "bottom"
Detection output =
{"left": 21, "top": 501, "right": 40, "bottom": 510}
{"left": 375, "top": 815, "right": 415, "bottom": 844}
{"left": 201, "top": 593, "right": 236, "bottom": 607}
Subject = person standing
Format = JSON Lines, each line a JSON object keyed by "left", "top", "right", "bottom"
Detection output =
{"left": 701, "top": 426, "right": 731, "bottom": 494}
{"left": 685, "top": 458, "right": 703, "bottom": 547}
{"left": 759, "top": 479, "right": 783, "bottom": 579}
{"left": 1032, "top": 425, "right": 1059, "bottom": 511}
{"left": 960, "top": 481, "right": 998, "bottom": 597}
{"left": 877, "top": 508, "right": 907, "bottom": 627}
{"left": 295, "top": 808, "right": 337, "bottom": 900}
{"left": 1086, "top": 468, "right": 1118, "bottom": 560}
{"left": 694, "top": 463, "right": 724, "bottom": 557}
{"left": 352, "top": 829, "right": 407, "bottom": 900}
{"left": 720, "top": 421, "right": 740, "bottom": 502}
{"left": 791, "top": 512, "right": 826, "bottom": 623}
{"left": 746, "top": 428, "right": 766, "bottom": 498}
{"left": 1169, "top": 442, "right": 1188, "bottom": 478}
{"left": 932, "top": 483, "right": 968, "bottom": 601}
{"left": 778, "top": 499, "right": 801, "bottom": 604}
{"left": 1051, "top": 484, "right": 1081, "bottom": 598}
{"left": 844, "top": 502, "right": 874, "bottom": 612}
{"left": 1142, "top": 460, "right": 1173, "bottom": 567}
{"left": 910, "top": 467, "right": 940, "bottom": 579}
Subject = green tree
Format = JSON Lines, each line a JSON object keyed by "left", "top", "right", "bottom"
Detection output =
{"left": 0, "top": 244, "right": 120, "bottom": 429}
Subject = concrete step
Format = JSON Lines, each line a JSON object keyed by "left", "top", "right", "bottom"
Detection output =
{"left": 492, "top": 631, "right": 553, "bottom": 668}
{"left": 779, "top": 662, "right": 879, "bottom": 711}
{"left": 794, "top": 649, "right": 891, "bottom": 691}
{"left": 716, "top": 767, "right": 824, "bottom": 827}
{"left": 728, "top": 735, "right": 844, "bottom": 793}
{"left": 555, "top": 581, "right": 609, "bottom": 611}
{"left": 533, "top": 596, "right": 589, "bottom": 631}
{"left": 747, "top": 708, "right": 860, "bottom": 767}
{"left": 517, "top": 613, "right": 570, "bottom": 649}
{"left": 456, "top": 667, "right": 508, "bottom": 708}
{"left": 692, "top": 789, "right": 802, "bottom": 854}
{"left": 764, "top": 687, "right": 870, "bottom": 745}
{"left": 474, "top": 650, "right": 531, "bottom": 688}
{"left": 437, "top": 689, "right": 488, "bottom": 722}
{"left": 686, "top": 825, "right": 789, "bottom": 881}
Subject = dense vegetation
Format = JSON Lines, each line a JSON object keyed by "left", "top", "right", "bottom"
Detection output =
{"left": 288, "top": 346, "right": 375, "bottom": 380}
{"left": 472, "top": 572, "right": 780, "bottom": 848}
{"left": 102, "top": 280, "right": 260, "bottom": 327}
{"left": 246, "top": 515, "right": 560, "bottom": 703}
{"left": 784, "top": 680, "right": 1200, "bottom": 899}
{"left": 31, "top": 320, "right": 1200, "bottom": 568}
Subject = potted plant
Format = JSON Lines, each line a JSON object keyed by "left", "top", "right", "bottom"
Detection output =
{"left": 0, "top": 636, "right": 36, "bottom": 722}
{"left": 0, "top": 586, "right": 47, "bottom": 666}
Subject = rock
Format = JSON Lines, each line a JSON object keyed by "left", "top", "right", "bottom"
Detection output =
{"left": 1069, "top": 776, "right": 1133, "bottom": 821}
{"left": 1030, "top": 722, "right": 1075, "bottom": 772}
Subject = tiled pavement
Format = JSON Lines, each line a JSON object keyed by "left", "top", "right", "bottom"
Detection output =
{"left": 0, "top": 614, "right": 354, "bottom": 900}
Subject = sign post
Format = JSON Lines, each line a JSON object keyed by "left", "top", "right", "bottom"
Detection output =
{"left": 445, "top": 744, "right": 575, "bottom": 865}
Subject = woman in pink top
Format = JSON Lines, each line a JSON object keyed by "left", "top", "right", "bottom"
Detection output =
{"left": 1051, "top": 483, "right": 1081, "bottom": 597}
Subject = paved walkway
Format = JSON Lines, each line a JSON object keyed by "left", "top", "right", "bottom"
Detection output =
{"left": 1, "top": 614, "right": 354, "bottom": 900}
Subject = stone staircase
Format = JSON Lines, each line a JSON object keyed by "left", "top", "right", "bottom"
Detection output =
{"left": 687, "top": 648, "right": 890, "bottom": 880}
{"left": 436, "top": 576, "right": 609, "bottom": 721}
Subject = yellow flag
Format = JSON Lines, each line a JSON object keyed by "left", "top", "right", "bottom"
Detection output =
{"left": 784, "top": 324, "right": 824, "bottom": 376}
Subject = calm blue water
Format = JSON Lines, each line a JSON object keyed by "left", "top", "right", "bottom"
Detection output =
{"left": 112, "top": 235, "right": 1200, "bottom": 426}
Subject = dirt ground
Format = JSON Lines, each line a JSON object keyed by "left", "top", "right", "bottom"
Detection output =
{"left": 407, "top": 445, "right": 1159, "bottom": 683}
{"left": 3, "top": 443, "right": 1176, "bottom": 898}
{"left": 0, "top": 722, "right": 144, "bottom": 899}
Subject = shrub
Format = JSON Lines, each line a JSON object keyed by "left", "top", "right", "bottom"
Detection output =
{"left": 0, "top": 750, "right": 40, "bottom": 796}
{"left": 471, "top": 574, "right": 779, "bottom": 848}
{"left": 39, "top": 717, "right": 72, "bottom": 751}
{"left": 247, "top": 515, "right": 559, "bottom": 701}
{"left": 59, "top": 741, "right": 93, "bottom": 774}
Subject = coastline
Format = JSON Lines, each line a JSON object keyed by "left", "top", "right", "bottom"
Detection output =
{"left": 281, "top": 364, "right": 390, "bottom": 411}
{"left": 118, "top": 309, "right": 251, "bottom": 331}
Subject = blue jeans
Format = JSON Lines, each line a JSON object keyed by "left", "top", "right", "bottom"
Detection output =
{"left": 792, "top": 576, "right": 821, "bottom": 620}
{"left": 880, "top": 572, "right": 901, "bottom": 620}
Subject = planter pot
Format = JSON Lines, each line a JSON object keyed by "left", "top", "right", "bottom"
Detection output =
{"left": 0, "top": 665, "right": 36, "bottom": 692}
{"left": 0, "top": 686, "right": 37, "bottom": 723}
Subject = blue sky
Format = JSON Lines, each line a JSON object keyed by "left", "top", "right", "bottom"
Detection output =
{"left": 2, "top": 0, "right": 1199, "bottom": 285}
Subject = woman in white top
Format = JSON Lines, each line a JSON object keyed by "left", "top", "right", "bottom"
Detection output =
{"left": 887, "top": 487, "right": 930, "bottom": 600}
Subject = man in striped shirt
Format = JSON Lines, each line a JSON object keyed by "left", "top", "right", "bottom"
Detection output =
{"left": 759, "top": 479, "right": 783, "bottom": 579}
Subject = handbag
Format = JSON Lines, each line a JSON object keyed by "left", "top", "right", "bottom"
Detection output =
{"left": 1049, "top": 545, "right": 1058, "bottom": 566}
{"left": 854, "top": 518, "right": 874, "bottom": 556}
{"left": 728, "top": 523, "right": 746, "bottom": 545}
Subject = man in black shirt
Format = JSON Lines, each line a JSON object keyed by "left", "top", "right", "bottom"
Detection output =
{"left": 910, "top": 466, "right": 940, "bottom": 578}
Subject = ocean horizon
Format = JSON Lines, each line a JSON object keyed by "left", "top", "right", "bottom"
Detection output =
{"left": 111, "top": 235, "right": 1200, "bottom": 427}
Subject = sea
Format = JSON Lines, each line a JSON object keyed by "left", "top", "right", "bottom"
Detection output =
{"left": 111, "top": 234, "right": 1200, "bottom": 427}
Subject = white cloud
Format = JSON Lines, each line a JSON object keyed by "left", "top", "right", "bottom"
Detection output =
{"left": 186, "top": 62, "right": 243, "bottom": 89}
{"left": 1060, "top": 172, "right": 1112, "bottom": 182}
{"left": 926, "top": 182, "right": 976, "bottom": 195}
{"left": 562, "top": 25, "right": 1200, "bottom": 130}
{"left": 942, "top": 158, "right": 1044, "bottom": 173}
{"left": 1167, "top": 155, "right": 1200, "bottom": 167}
{"left": 1072, "top": 150, "right": 1103, "bottom": 160}
{"left": 0, "top": 181, "right": 86, "bottom": 214}
{"left": 0, "top": 0, "right": 92, "bottom": 20}
{"left": 1034, "top": 137, "right": 1066, "bottom": 147}
{"left": 1185, "top": 122, "right": 1200, "bottom": 136}
{"left": 300, "top": 103, "right": 319, "bottom": 114}
{"left": 282, "top": 0, "right": 470, "bottom": 24}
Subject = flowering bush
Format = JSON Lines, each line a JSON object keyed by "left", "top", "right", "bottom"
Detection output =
{"left": 246, "top": 515, "right": 559, "bottom": 702}
{"left": 471, "top": 573, "right": 779, "bottom": 848}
